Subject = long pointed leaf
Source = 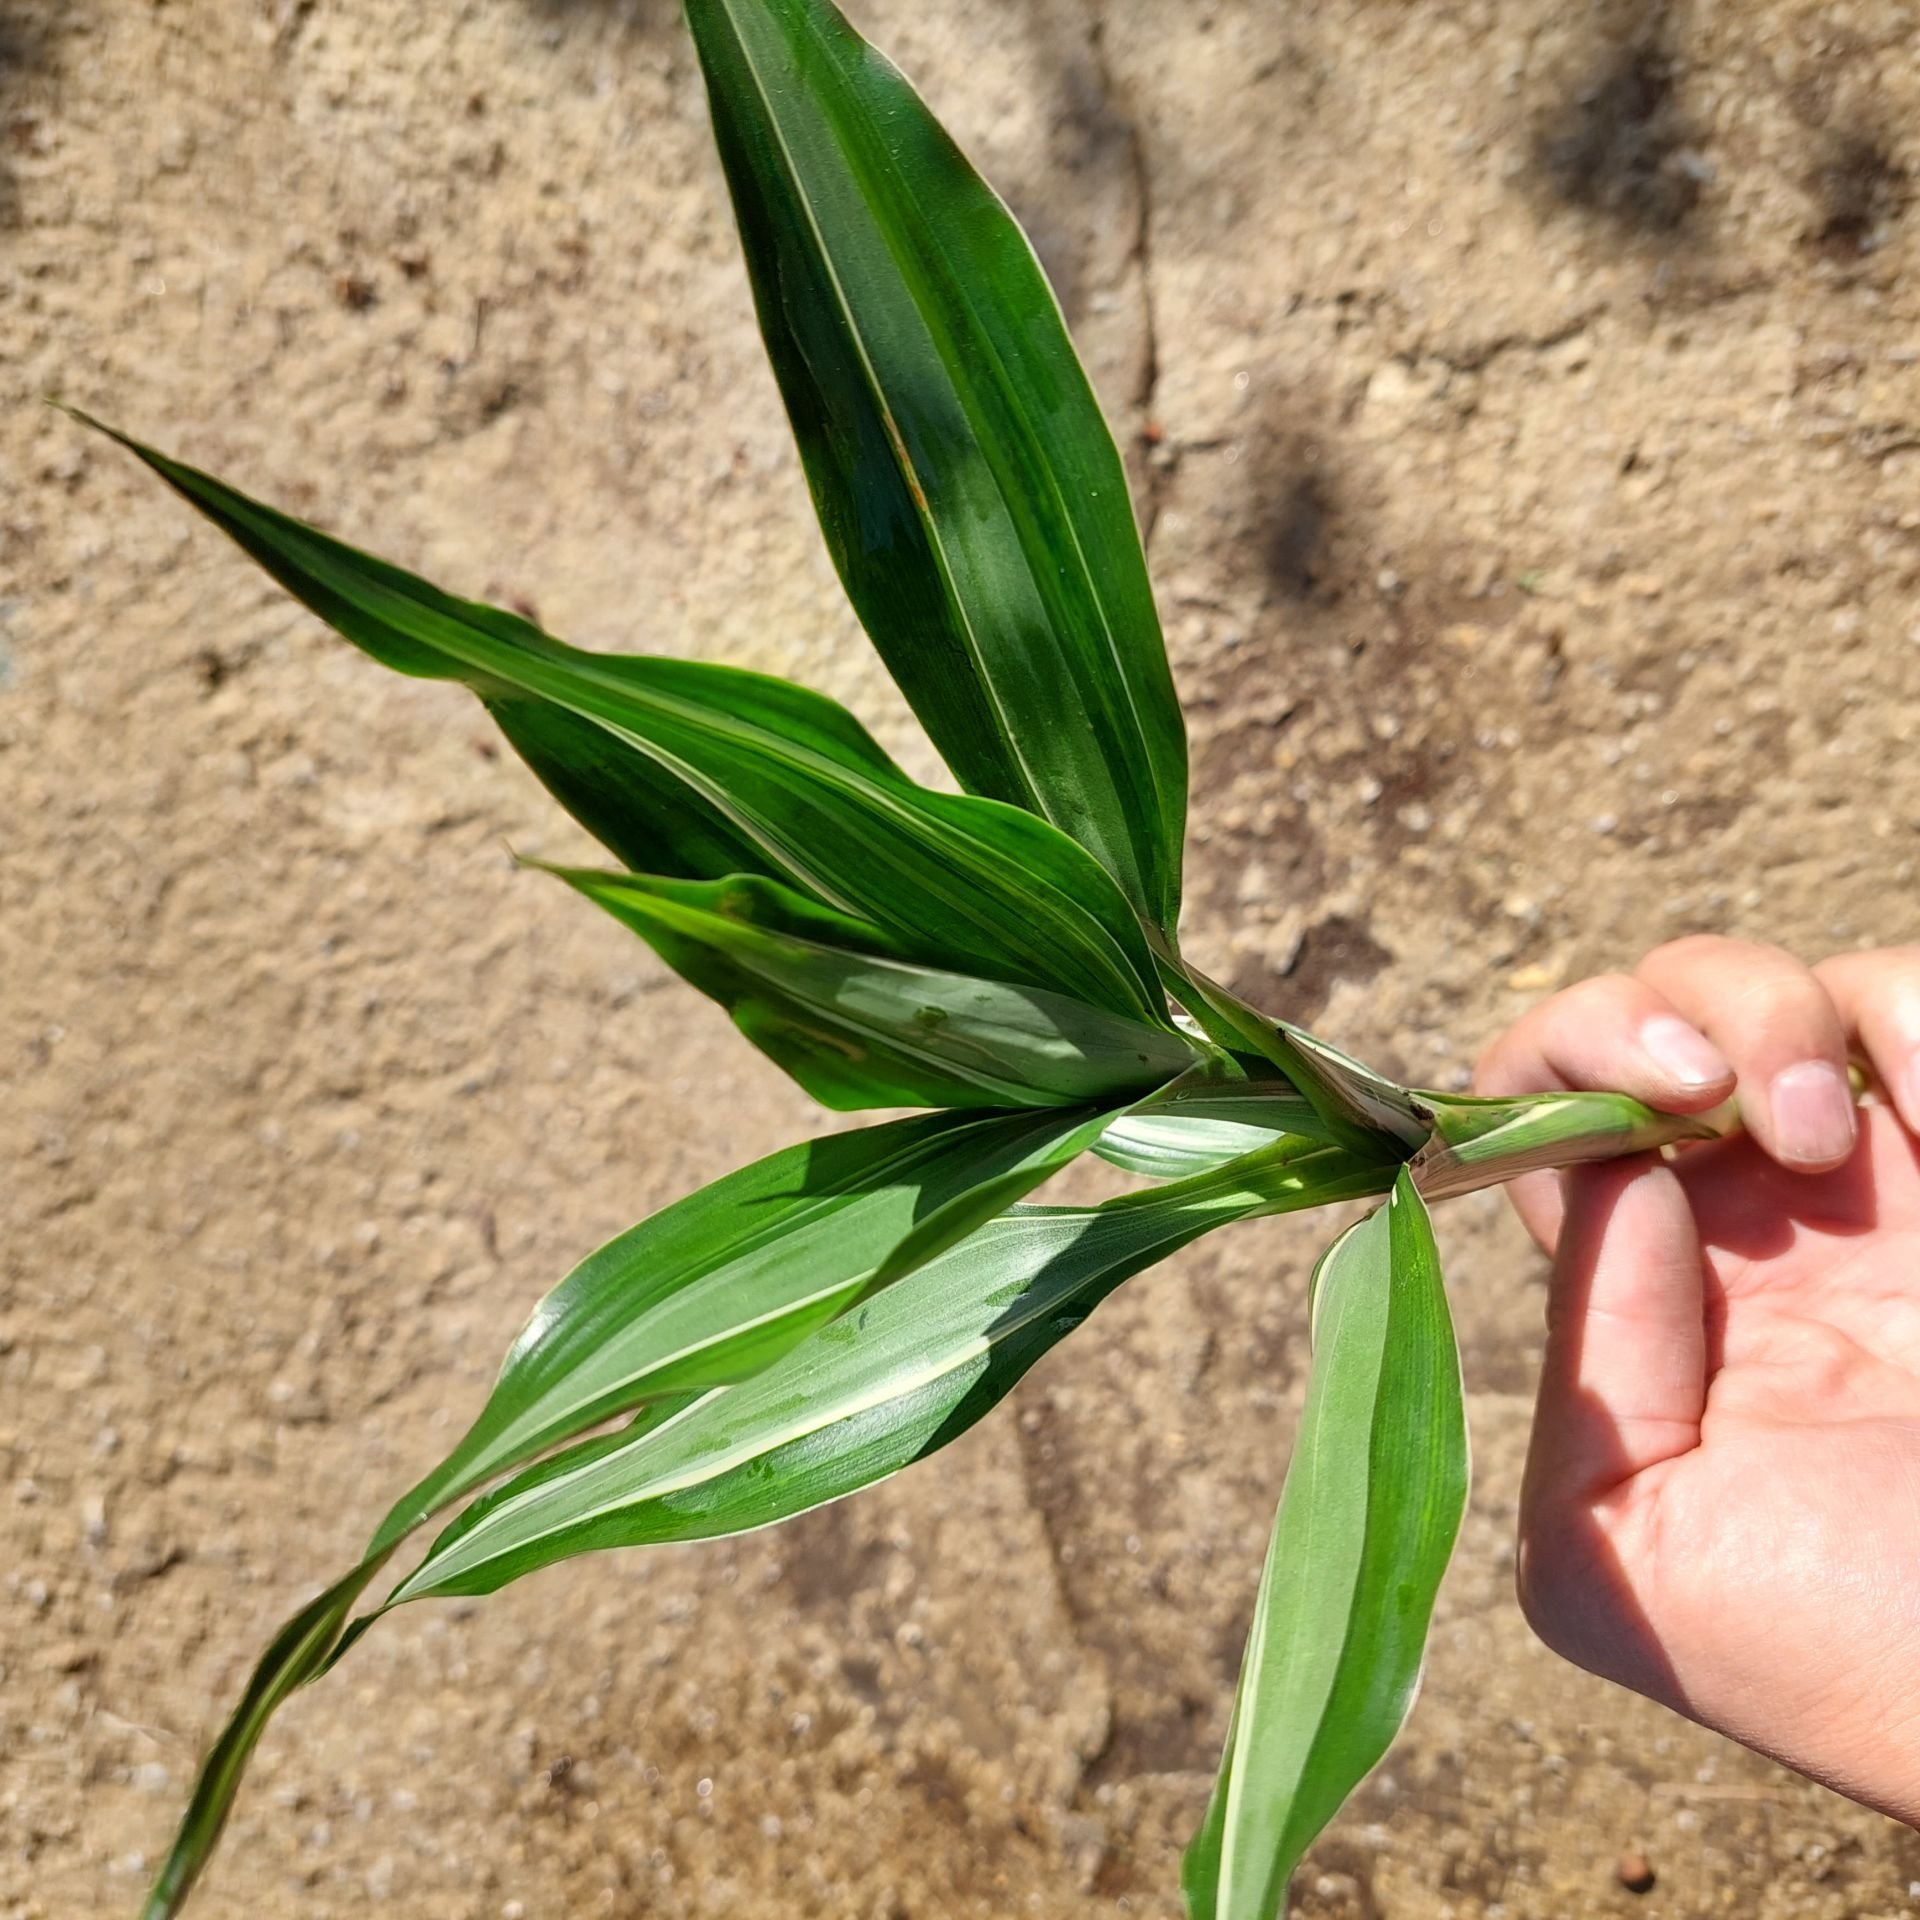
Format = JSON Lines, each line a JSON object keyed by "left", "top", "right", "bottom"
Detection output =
{"left": 76, "top": 416, "right": 1169, "bottom": 1028}
{"left": 687, "top": 0, "right": 1188, "bottom": 928}
{"left": 1183, "top": 1170, "right": 1467, "bottom": 1920}
{"left": 546, "top": 864, "right": 1200, "bottom": 1112}
{"left": 137, "top": 1561, "right": 388, "bottom": 1920}
{"left": 138, "top": 1100, "right": 1129, "bottom": 1920}
{"left": 384, "top": 1140, "right": 1395, "bottom": 1602}
{"left": 369, "top": 1102, "right": 1121, "bottom": 1555}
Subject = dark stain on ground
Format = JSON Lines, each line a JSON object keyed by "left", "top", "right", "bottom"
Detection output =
{"left": 1807, "top": 128, "right": 1909, "bottom": 255}
{"left": 1037, "top": 54, "right": 1138, "bottom": 323}
{"left": 1263, "top": 467, "right": 1340, "bottom": 602}
{"left": 779, "top": 1502, "right": 889, "bottom": 1614}
{"left": 1532, "top": 10, "right": 1706, "bottom": 236}
{"left": 0, "top": 2, "right": 67, "bottom": 229}
{"left": 897, "top": 1750, "right": 968, "bottom": 1818}
{"left": 992, "top": 16, "right": 1142, "bottom": 327}
{"left": 518, "top": 0, "right": 677, "bottom": 25}
{"left": 1244, "top": 400, "right": 1351, "bottom": 606}
{"left": 1234, "top": 912, "right": 1393, "bottom": 1025}
{"left": 1082, "top": 1694, "right": 1214, "bottom": 1787}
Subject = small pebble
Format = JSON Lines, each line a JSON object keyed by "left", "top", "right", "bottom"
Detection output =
{"left": 1616, "top": 1850, "right": 1656, "bottom": 1894}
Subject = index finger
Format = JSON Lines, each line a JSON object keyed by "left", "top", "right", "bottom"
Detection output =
{"left": 1637, "top": 936, "right": 1856, "bottom": 1173}
{"left": 1474, "top": 971, "right": 1733, "bottom": 1252}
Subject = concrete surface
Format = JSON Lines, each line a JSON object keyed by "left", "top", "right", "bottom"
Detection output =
{"left": 5, "top": 0, "right": 1920, "bottom": 1914}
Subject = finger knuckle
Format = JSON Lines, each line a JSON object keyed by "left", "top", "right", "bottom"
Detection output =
{"left": 1725, "top": 968, "right": 1828, "bottom": 1034}
{"left": 1819, "top": 945, "right": 1920, "bottom": 988}
{"left": 1641, "top": 932, "right": 1738, "bottom": 976}
{"left": 1577, "top": 971, "right": 1646, "bottom": 1012}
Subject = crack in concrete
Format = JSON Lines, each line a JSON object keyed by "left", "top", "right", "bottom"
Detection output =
{"left": 1009, "top": 1398, "right": 1117, "bottom": 1799}
{"left": 1083, "top": 0, "right": 1167, "bottom": 550}
{"left": 1419, "top": 303, "right": 1610, "bottom": 374}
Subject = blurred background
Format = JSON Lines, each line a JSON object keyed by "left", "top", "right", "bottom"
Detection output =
{"left": 4, "top": 0, "right": 1919, "bottom": 1914}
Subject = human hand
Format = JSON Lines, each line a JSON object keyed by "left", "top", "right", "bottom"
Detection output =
{"left": 1475, "top": 937, "right": 1920, "bottom": 1822}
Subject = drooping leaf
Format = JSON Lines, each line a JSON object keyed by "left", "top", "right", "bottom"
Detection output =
{"left": 686, "top": 0, "right": 1188, "bottom": 929}
{"left": 76, "top": 416, "right": 1169, "bottom": 1028}
{"left": 382, "top": 1140, "right": 1397, "bottom": 1602}
{"left": 544, "top": 864, "right": 1201, "bottom": 1112}
{"left": 368, "top": 1102, "right": 1126, "bottom": 1556}
{"left": 139, "top": 1133, "right": 1389, "bottom": 1920}
{"left": 138, "top": 1562, "right": 388, "bottom": 1920}
{"left": 1182, "top": 1171, "right": 1467, "bottom": 1920}
{"left": 135, "top": 1100, "right": 1134, "bottom": 1920}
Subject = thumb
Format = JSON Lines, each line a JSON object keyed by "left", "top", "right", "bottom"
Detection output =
{"left": 1523, "top": 1154, "right": 1707, "bottom": 1513}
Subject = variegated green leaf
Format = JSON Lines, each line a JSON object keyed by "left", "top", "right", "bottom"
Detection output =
{"left": 382, "top": 1139, "right": 1398, "bottom": 1602}
{"left": 1182, "top": 1171, "right": 1467, "bottom": 1920}
{"left": 75, "top": 415, "right": 1170, "bottom": 1030}
{"left": 1094, "top": 1088, "right": 1320, "bottom": 1179}
{"left": 687, "top": 0, "right": 1188, "bottom": 928}
{"left": 546, "top": 863, "right": 1201, "bottom": 1112}
{"left": 138, "top": 1102, "right": 1128, "bottom": 1918}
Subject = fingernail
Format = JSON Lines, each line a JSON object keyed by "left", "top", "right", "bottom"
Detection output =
{"left": 1768, "top": 1060, "right": 1857, "bottom": 1166}
{"left": 1640, "top": 1016, "right": 1732, "bottom": 1089}
{"left": 1902, "top": 1051, "right": 1920, "bottom": 1130}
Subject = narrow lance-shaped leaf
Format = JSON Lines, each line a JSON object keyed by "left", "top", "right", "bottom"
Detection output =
{"left": 137, "top": 1563, "right": 386, "bottom": 1920}
{"left": 544, "top": 863, "right": 1202, "bottom": 1113}
{"left": 687, "top": 0, "right": 1188, "bottom": 929}
{"left": 138, "top": 1101, "right": 1129, "bottom": 1919}
{"left": 380, "top": 1139, "right": 1398, "bottom": 1603}
{"left": 1183, "top": 1170, "right": 1467, "bottom": 1920}
{"left": 76, "top": 416, "right": 1170, "bottom": 1030}
{"left": 368, "top": 1102, "right": 1125, "bottom": 1555}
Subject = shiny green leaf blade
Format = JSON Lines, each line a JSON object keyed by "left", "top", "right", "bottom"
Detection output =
{"left": 383, "top": 1142, "right": 1391, "bottom": 1604}
{"left": 1183, "top": 1171, "right": 1467, "bottom": 1920}
{"left": 138, "top": 1140, "right": 1391, "bottom": 1920}
{"left": 369, "top": 1103, "right": 1122, "bottom": 1556}
{"left": 140, "top": 1102, "right": 1128, "bottom": 1917}
{"left": 686, "top": 0, "right": 1188, "bottom": 929}
{"left": 484, "top": 693, "right": 792, "bottom": 884}
{"left": 76, "top": 415, "right": 1168, "bottom": 1027}
{"left": 139, "top": 1560, "right": 388, "bottom": 1920}
{"left": 546, "top": 863, "right": 1200, "bottom": 1111}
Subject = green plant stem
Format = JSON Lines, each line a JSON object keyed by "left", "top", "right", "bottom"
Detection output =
{"left": 1412, "top": 1088, "right": 1739, "bottom": 1200}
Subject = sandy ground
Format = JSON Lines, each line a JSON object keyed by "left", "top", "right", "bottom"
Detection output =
{"left": 6, "top": 0, "right": 1920, "bottom": 1915}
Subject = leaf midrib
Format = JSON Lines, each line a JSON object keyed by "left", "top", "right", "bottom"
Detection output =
{"left": 396, "top": 1201, "right": 1221, "bottom": 1593}
{"left": 194, "top": 473, "right": 1162, "bottom": 1023}
{"left": 701, "top": 0, "right": 1047, "bottom": 822}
